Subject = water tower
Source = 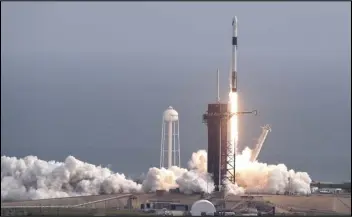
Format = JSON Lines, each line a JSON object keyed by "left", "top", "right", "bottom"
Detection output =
{"left": 160, "top": 106, "right": 181, "bottom": 169}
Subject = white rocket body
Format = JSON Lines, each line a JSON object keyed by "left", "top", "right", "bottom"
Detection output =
{"left": 230, "top": 16, "right": 238, "bottom": 92}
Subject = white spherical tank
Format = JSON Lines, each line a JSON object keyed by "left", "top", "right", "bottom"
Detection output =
{"left": 190, "top": 200, "right": 216, "bottom": 216}
{"left": 163, "top": 106, "right": 179, "bottom": 122}
{"left": 160, "top": 106, "right": 181, "bottom": 169}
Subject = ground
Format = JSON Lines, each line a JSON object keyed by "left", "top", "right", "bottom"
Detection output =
{"left": 1, "top": 192, "right": 351, "bottom": 216}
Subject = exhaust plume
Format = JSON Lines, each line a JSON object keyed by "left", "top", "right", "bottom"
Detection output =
{"left": 142, "top": 150, "right": 214, "bottom": 194}
{"left": 1, "top": 148, "right": 312, "bottom": 201}
{"left": 1, "top": 150, "right": 213, "bottom": 201}
{"left": 1, "top": 155, "right": 142, "bottom": 201}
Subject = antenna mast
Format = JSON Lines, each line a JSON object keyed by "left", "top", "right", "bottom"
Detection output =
{"left": 217, "top": 69, "right": 220, "bottom": 103}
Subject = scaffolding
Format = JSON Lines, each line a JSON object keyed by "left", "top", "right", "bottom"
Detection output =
{"left": 203, "top": 109, "right": 257, "bottom": 189}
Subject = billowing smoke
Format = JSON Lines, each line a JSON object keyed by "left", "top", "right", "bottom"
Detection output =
{"left": 223, "top": 179, "right": 245, "bottom": 196}
{"left": 225, "top": 147, "right": 312, "bottom": 196}
{"left": 141, "top": 149, "right": 214, "bottom": 194}
{"left": 1, "top": 150, "right": 213, "bottom": 201}
{"left": 1, "top": 155, "right": 142, "bottom": 201}
{"left": 1, "top": 148, "right": 311, "bottom": 201}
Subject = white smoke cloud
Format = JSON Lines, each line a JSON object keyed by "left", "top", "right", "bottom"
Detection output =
{"left": 223, "top": 179, "right": 245, "bottom": 196}
{"left": 142, "top": 166, "right": 187, "bottom": 192}
{"left": 230, "top": 147, "right": 312, "bottom": 196}
{"left": 1, "top": 150, "right": 213, "bottom": 201}
{"left": 142, "top": 150, "right": 214, "bottom": 194}
{"left": 1, "top": 148, "right": 312, "bottom": 201}
{"left": 188, "top": 150, "right": 207, "bottom": 173}
{"left": 1, "top": 155, "right": 142, "bottom": 201}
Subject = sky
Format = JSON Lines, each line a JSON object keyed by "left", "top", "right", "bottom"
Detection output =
{"left": 1, "top": 2, "right": 351, "bottom": 182}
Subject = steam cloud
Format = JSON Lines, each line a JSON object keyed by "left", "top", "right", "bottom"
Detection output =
{"left": 1, "top": 149, "right": 311, "bottom": 201}
{"left": 227, "top": 147, "right": 311, "bottom": 196}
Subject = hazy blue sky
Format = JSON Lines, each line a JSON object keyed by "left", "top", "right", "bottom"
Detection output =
{"left": 1, "top": 2, "right": 350, "bottom": 182}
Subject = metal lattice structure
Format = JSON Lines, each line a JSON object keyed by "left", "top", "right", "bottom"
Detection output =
{"left": 203, "top": 103, "right": 229, "bottom": 191}
{"left": 223, "top": 141, "right": 235, "bottom": 183}
{"left": 203, "top": 106, "right": 257, "bottom": 190}
{"left": 250, "top": 124, "right": 272, "bottom": 162}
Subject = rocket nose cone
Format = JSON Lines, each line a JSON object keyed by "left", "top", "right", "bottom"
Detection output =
{"left": 232, "top": 16, "right": 238, "bottom": 25}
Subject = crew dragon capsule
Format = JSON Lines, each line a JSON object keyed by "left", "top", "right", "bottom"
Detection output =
{"left": 230, "top": 16, "right": 238, "bottom": 93}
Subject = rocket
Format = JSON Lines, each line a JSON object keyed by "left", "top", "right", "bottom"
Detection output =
{"left": 230, "top": 16, "right": 238, "bottom": 92}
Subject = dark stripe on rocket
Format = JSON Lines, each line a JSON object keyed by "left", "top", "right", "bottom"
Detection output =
{"left": 232, "top": 37, "right": 237, "bottom": 46}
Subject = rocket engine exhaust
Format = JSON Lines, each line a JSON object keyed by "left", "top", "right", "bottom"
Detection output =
{"left": 1, "top": 149, "right": 312, "bottom": 201}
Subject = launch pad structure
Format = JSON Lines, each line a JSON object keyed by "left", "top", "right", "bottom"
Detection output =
{"left": 203, "top": 103, "right": 229, "bottom": 191}
{"left": 202, "top": 70, "right": 257, "bottom": 191}
{"left": 202, "top": 16, "right": 259, "bottom": 191}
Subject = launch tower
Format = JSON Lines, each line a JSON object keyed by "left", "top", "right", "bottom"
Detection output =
{"left": 203, "top": 16, "right": 258, "bottom": 191}
{"left": 203, "top": 103, "right": 229, "bottom": 191}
